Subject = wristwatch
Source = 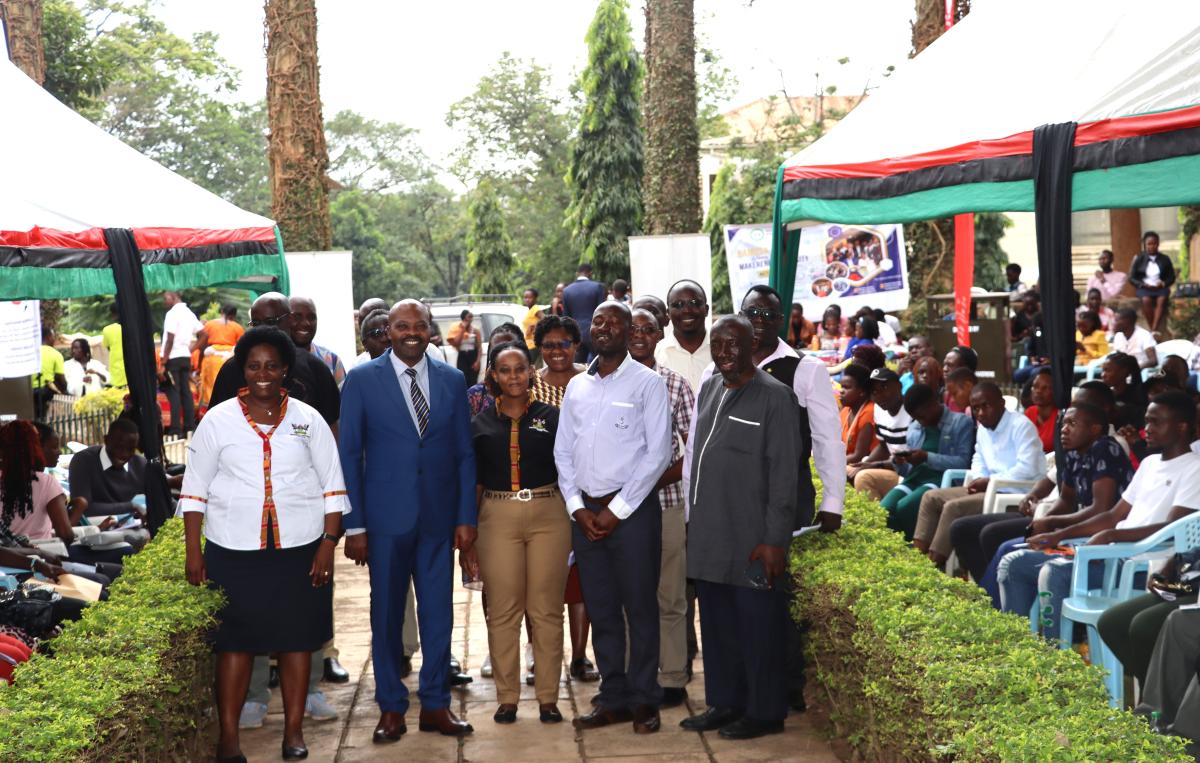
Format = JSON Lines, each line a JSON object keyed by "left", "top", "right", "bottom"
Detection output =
{"left": 321, "top": 532, "right": 341, "bottom": 544}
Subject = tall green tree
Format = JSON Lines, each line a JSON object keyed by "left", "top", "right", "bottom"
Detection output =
{"left": 446, "top": 53, "right": 577, "bottom": 295}
{"left": 565, "top": 0, "right": 643, "bottom": 285}
{"left": 643, "top": 0, "right": 701, "bottom": 236}
{"left": 702, "top": 148, "right": 779, "bottom": 313}
{"left": 466, "top": 179, "right": 514, "bottom": 295}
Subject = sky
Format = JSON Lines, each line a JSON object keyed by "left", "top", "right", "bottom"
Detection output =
{"left": 155, "top": 0, "right": 916, "bottom": 186}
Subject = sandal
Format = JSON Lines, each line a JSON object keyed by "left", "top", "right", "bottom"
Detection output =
{"left": 569, "top": 657, "right": 600, "bottom": 682}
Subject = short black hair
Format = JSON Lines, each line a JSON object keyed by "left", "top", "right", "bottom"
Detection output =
{"left": 947, "top": 366, "right": 977, "bottom": 384}
{"left": 489, "top": 322, "right": 524, "bottom": 342}
{"left": 221, "top": 303, "right": 238, "bottom": 318}
{"left": 741, "top": 284, "right": 782, "bottom": 308}
{"left": 1077, "top": 310, "right": 1101, "bottom": 334}
{"left": 524, "top": 287, "right": 539, "bottom": 298}
{"left": 667, "top": 279, "right": 708, "bottom": 303}
{"left": 1143, "top": 230, "right": 1160, "bottom": 243}
{"left": 903, "top": 382, "right": 938, "bottom": 416}
{"left": 872, "top": 308, "right": 886, "bottom": 322}
{"left": 1076, "top": 380, "right": 1116, "bottom": 410}
{"left": 460, "top": 309, "right": 472, "bottom": 321}
{"left": 1116, "top": 307, "right": 1139, "bottom": 322}
{"left": 107, "top": 416, "right": 140, "bottom": 439}
{"left": 850, "top": 343, "right": 887, "bottom": 370}
{"left": 974, "top": 380, "right": 1002, "bottom": 400}
{"left": 1069, "top": 401, "right": 1109, "bottom": 430}
{"left": 841, "top": 361, "right": 871, "bottom": 390}
{"left": 577, "top": 262, "right": 594, "bottom": 274}
{"left": 534, "top": 315, "right": 582, "bottom": 346}
{"left": 612, "top": 279, "right": 628, "bottom": 291}
{"left": 1006, "top": 263, "right": 1022, "bottom": 273}
{"left": 234, "top": 326, "right": 297, "bottom": 374}
{"left": 949, "top": 345, "right": 979, "bottom": 371}
{"left": 485, "top": 340, "right": 533, "bottom": 397}
{"left": 41, "top": 325, "right": 54, "bottom": 340}
{"left": 1151, "top": 390, "right": 1197, "bottom": 432}
{"left": 856, "top": 316, "right": 880, "bottom": 340}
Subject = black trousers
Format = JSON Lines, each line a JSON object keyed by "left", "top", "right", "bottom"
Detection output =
{"left": 950, "top": 512, "right": 1028, "bottom": 582}
{"left": 697, "top": 579, "right": 789, "bottom": 722}
{"left": 573, "top": 493, "right": 662, "bottom": 708}
{"left": 164, "top": 357, "right": 194, "bottom": 435}
{"left": 1098, "top": 592, "right": 1196, "bottom": 684}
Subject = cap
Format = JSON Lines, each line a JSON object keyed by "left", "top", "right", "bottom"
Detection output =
{"left": 869, "top": 367, "right": 900, "bottom": 385}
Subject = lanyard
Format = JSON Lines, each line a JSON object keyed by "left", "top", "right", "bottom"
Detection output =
{"left": 237, "top": 389, "right": 289, "bottom": 549}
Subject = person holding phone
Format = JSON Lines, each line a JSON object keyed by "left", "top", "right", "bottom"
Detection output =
{"left": 680, "top": 315, "right": 801, "bottom": 740}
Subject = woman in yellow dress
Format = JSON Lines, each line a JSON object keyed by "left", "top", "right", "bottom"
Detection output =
{"left": 196, "top": 304, "right": 244, "bottom": 408}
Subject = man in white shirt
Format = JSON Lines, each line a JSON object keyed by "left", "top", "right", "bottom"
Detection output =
{"left": 160, "top": 291, "right": 202, "bottom": 435}
{"left": 655, "top": 280, "right": 712, "bottom": 393}
{"left": 914, "top": 382, "right": 1046, "bottom": 567}
{"left": 556, "top": 301, "right": 672, "bottom": 734}
{"left": 848, "top": 368, "right": 911, "bottom": 499}
{"left": 999, "top": 391, "right": 1200, "bottom": 642}
{"left": 1110, "top": 307, "right": 1158, "bottom": 368}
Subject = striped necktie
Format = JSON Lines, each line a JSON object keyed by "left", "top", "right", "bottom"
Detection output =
{"left": 406, "top": 367, "right": 429, "bottom": 436}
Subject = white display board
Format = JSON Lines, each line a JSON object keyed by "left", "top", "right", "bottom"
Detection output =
{"left": 283, "top": 251, "right": 356, "bottom": 366}
{"left": 0, "top": 301, "right": 41, "bottom": 379}
{"left": 628, "top": 234, "right": 713, "bottom": 309}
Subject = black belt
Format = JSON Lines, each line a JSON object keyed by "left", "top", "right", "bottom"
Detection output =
{"left": 482, "top": 487, "right": 559, "bottom": 502}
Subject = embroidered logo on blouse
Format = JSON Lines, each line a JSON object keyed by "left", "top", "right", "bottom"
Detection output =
{"left": 290, "top": 424, "right": 310, "bottom": 438}
{"left": 614, "top": 416, "right": 629, "bottom": 431}
{"left": 529, "top": 417, "right": 549, "bottom": 433}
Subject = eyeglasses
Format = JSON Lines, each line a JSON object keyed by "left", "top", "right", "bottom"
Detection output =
{"left": 540, "top": 340, "right": 574, "bottom": 351}
{"left": 250, "top": 313, "right": 288, "bottom": 327}
{"left": 669, "top": 298, "right": 705, "bottom": 310}
{"left": 742, "top": 307, "right": 782, "bottom": 321}
{"left": 365, "top": 328, "right": 388, "bottom": 339}
{"left": 630, "top": 324, "right": 660, "bottom": 336}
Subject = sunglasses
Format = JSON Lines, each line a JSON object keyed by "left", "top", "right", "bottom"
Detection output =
{"left": 630, "top": 324, "right": 660, "bottom": 336}
{"left": 741, "top": 307, "right": 782, "bottom": 321}
{"left": 365, "top": 328, "right": 388, "bottom": 339}
{"left": 540, "top": 340, "right": 574, "bottom": 351}
{"left": 669, "top": 298, "right": 705, "bottom": 310}
{"left": 250, "top": 313, "right": 288, "bottom": 327}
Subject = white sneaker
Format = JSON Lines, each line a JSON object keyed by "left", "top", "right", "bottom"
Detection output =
{"left": 239, "top": 701, "right": 268, "bottom": 729}
{"left": 481, "top": 653, "right": 493, "bottom": 678}
{"left": 305, "top": 691, "right": 338, "bottom": 722}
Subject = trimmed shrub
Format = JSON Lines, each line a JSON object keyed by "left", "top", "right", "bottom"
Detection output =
{"left": 792, "top": 489, "right": 1190, "bottom": 762}
{"left": 0, "top": 519, "right": 223, "bottom": 762}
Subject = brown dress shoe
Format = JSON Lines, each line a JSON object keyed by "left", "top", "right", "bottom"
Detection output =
{"left": 632, "top": 704, "right": 661, "bottom": 734}
{"left": 372, "top": 711, "right": 406, "bottom": 743}
{"left": 572, "top": 705, "right": 634, "bottom": 730}
{"left": 418, "top": 707, "right": 474, "bottom": 736}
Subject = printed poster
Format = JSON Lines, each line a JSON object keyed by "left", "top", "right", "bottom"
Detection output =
{"left": 0, "top": 301, "right": 41, "bottom": 379}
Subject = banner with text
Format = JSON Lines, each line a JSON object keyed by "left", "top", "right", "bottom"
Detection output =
{"left": 0, "top": 301, "right": 41, "bottom": 379}
{"left": 725, "top": 222, "right": 909, "bottom": 314}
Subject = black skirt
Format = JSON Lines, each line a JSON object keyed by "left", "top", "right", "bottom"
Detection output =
{"left": 205, "top": 538, "right": 332, "bottom": 653}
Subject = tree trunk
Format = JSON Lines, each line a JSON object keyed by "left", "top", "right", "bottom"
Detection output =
{"left": 1, "top": 0, "right": 45, "bottom": 84}
{"left": 642, "top": 0, "right": 701, "bottom": 235}
{"left": 912, "top": 0, "right": 970, "bottom": 56}
{"left": 265, "top": 0, "right": 331, "bottom": 252}
{"left": 1108, "top": 208, "right": 1141, "bottom": 294}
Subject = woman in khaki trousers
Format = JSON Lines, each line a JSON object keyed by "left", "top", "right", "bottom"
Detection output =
{"left": 465, "top": 340, "right": 571, "bottom": 724}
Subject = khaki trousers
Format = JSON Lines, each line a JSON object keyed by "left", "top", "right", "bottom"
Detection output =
{"left": 914, "top": 487, "right": 985, "bottom": 557}
{"left": 476, "top": 488, "right": 572, "bottom": 704}
{"left": 658, "top": 502, "right": 689, "bottom": 689}
{"left": 852, "top": 468, "right": 900, "bottom": 500}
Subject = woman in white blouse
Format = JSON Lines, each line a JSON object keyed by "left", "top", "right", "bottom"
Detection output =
{"left": 181, "top": 327, "right": 348, "bottom": 763}
{"left": 63, "top": 338, "right": 107, "bottom": 397}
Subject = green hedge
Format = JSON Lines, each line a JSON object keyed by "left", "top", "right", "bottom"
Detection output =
{"left": 0, "top": 519, "right": 223, "bottom": 763}
{"left": 792, "top": 489, "right": 1190, "bottom": 762}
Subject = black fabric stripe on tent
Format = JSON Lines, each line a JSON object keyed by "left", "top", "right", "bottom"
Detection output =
{"left": 781, "top": 124, "right": 1200, "bottom": 202}
{"left": 0, "top": 239, "right": 278, "bottom": 269}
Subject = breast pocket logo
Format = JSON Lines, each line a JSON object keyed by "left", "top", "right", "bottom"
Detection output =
{"left": 614, "top": 416, "right": 630, "bottom": 431}
{"left": 290, "top": 424, "right": 310, "bottom": 438}
{"left": 529, "top": 417, "right": 549, "bottom": 434}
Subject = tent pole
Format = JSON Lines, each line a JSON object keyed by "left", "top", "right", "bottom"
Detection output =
{"left": 104, "top": 228, "right": 172, "bottom": 535}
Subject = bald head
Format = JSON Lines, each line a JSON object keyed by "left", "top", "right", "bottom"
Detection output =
{"left": 250, "top": 291, "right": 292, "bottom": 333}
{"left": 711, "top": 315, "right": 755, "bottom": 385}
{"left": 632, "top": 295, "right": 669, "bottom": 329}
{"left": 359, "top": 297, "right": 388, "bottom": 320}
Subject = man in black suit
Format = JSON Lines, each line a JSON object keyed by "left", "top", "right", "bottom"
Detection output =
{"left": 561, "top": 263, "right": 609, "bottom": 362}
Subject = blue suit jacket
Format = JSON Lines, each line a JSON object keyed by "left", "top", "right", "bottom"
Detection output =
{"left": 561, "top": 278, "right": 607, "bottom": 344}
{"left": 339, "top": 350, "right": 477, "bottom": 537}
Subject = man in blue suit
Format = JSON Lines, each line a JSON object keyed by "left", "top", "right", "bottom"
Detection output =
{"left": 562, "top": 262, "right": 609, "bottom": 362}
{"left": 339, "top": 299, "right": 478, "bottom": 742}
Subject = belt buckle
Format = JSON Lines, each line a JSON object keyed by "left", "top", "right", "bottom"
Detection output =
{"left": 516, "top": 489, "right": 533, "bottom": 502}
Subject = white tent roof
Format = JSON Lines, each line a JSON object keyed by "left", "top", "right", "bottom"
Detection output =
{"left": 0, "top": 55, "right": 273, "bottom": 234}
{"left": 783, "top": 0, "right": 1200, "bottom": 170}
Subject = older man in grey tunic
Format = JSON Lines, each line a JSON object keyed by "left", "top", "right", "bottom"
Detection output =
{"left": 680, "top": 315, "right": 801, "bottom": 740}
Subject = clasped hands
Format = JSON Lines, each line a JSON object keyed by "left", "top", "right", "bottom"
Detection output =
{"left": 572, "top": 507, "right": 620, "bottom": 542}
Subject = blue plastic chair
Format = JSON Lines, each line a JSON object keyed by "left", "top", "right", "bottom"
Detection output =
{"left": 940, "top": 469, "right": 968, "bottom": 489}
{"left": 1059, "top": 512, "right": 1200, "bottom": 708}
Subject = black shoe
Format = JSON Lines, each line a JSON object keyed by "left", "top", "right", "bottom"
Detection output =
{"left": 493, "top": 704, "right": 517, "bottom": 724}
{"left": 718, "top": 717, "right": 784, "bottom": 740}
{"left": 281, "top": 742, "right": 309, "bottom": 760}
{"left": 399, "top": 656, "right": 413, "bottom": 678}
{"left": 268, "top": 664, "right": 280, "bottom": 689}
{"left": 323, "top": 657, "right": 350, "bottom": 683}
{"left": 449, "top": 655, "right": 463, "bottom": 673}
{"left": 788, "top": 689, "right": 807, "bottom": 713}
{"left": 680, "top": 706, "right": 743, "bottom": 732}
{"left": 448, "top": 669, "right": 473, "bottom": 687}
{"left": 660, "top": 687, "right": 687, "bottom": 708}
{"left": 539, "top": 704, "right": 563, "bottom": 723}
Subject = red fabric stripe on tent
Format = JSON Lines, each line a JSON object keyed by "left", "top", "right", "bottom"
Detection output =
{"left": 133, "top": 227, "right": 277, "bottom": 250}
{"left": 782, "top": 103, "right": 1200, "bottom": 181}
{"left": 0, "top": 227, "right": 108, "bottom": 249}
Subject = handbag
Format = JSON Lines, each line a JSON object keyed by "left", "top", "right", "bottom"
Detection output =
{"left": 1148, "top": 548, "right": 1200, "bottom": 602}
{"left": 0, "top": 587, "right": 60, "bottom": 637}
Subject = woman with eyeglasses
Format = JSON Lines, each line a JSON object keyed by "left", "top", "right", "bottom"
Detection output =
{"left": 464, "top": 340, "right": 570, "bottom": 724}
{"left": 529, "top": 315, "right": 599, "bottom": 682}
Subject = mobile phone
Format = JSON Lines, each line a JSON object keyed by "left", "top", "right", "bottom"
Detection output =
{"left": 744, "top": 559, "right": 771, "bottom": 590}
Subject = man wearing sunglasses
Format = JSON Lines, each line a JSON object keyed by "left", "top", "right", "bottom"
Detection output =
{"left": 655, "top": 280, "right": 712, "bottom": 395}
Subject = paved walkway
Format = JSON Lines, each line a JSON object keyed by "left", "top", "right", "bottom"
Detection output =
{"left": 241, "top": 552, "right": 839, "bottom": 762}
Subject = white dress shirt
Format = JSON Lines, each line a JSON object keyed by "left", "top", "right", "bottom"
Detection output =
{"left": 554, "top": 353, "right": 673, "bottom": 520}
{"left": 389, "top": 350, "right": 430, "bottom": 434}
{"left": 161, "top": 302, "right": 202, "bottom": 360}
{"left": 654, "top": 331, "right": 712, "bottom": 394}
{"left": 179, "top": 394, "right": 349, "bottom": 550}
{"left": 970, "top": 409, "right": 1047, "bottom": 489}
{"left": 64, "top": 357, "right": 107, "bottom": 397}
{"left": 686, "top": 341, "right": 846, "bottom": 516}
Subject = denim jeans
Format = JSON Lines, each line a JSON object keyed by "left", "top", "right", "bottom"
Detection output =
{"left": 997, "top": 548, "right": 1101, "bottom": 642}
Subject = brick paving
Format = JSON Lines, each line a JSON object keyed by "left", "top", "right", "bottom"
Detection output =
{"left": 240, "top": 552, "right": 839, "bottom": 762}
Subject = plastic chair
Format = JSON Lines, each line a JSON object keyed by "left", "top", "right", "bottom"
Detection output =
{"left": 1059, "top": 512, "right": 1200, "bottom": 708}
